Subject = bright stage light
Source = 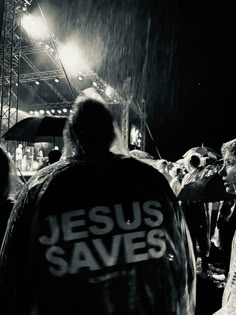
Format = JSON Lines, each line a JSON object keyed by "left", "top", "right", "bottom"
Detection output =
{"left": 58, "top": 42, "right": 89, "bottom": 73}
{"left": 21, "top": 14, "right": 48, "bottom": 39}
{"left": 130, "top": 124, "right": 142, "bottom": 148}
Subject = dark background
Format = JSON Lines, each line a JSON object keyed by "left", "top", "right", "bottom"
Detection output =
{"left": 1, "top": 0, "right": 234, "bottom": 161}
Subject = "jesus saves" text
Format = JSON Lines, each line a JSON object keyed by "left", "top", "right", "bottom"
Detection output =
{"left": 38, "top": 200, "right": 167, "bottom": 276}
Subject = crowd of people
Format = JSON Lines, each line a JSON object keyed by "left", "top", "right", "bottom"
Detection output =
{"left": 8, "top": 144, "right": 62, "bottom": 173}
{"left": 0, "top": 95, "right": 235, "bottom": 315}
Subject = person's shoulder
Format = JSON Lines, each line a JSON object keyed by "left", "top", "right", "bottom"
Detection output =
{"left": 119, "top": 156, "right": 171, "bottom": 182}
{"left": 116, "top": 155, "right": 154, "bottom": 169}
{"left": 28, "top": 159, "right": 72, "bottom": 190}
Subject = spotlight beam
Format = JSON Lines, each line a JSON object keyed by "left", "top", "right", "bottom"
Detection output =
{"left": 36, "top": 0, "right": 76, "bottom": 100}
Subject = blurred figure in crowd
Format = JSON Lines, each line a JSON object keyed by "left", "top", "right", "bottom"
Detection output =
{"left": 214, "top": 138, "right": 236, "bottom": 315}
{"left": 170, "top": 166, "right": 185, "bottom": 197}
{"left": 181, "top": 153, "right": 203, "bottom": 186}
{"left": 214, "top": 199, "right": 236, "bottom": 276}
{"left": 37, "top": 149, "right": 62, "bottom": 171}
{"left": 0, "top": 146, "right": 23, "bottom": 246}
{"left": 24, "top": 148, "right": 33, "bottom": 171}
{"left": 48, "top": 149, "right": 62, "bottom": 165}
{"left": 0, "top": 96, "right": 196, "bottom": 315}
{"left": 36, "top": 149, "right": 44, "bottom": 166}
{"left": 181, "top": 153, "right": 210, "bottom": 274}
{"left": 154, "top": 159, "right": 173, "bottom": 184}
{"left": 15, "top": 143, "right": 23, "bottom": 170}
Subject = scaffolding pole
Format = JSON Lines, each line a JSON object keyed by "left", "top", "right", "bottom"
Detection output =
{"left": 0, "top": 0, "right": 22, "bottom": 144}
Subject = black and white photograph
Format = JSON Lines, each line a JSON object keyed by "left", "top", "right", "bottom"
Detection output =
{"left": 0, "top": 1, "right": 235, "bottom": 314}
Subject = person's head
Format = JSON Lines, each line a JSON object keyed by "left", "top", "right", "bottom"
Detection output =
{"left": 0, "top": 146, "right": 11, "bottom": 201}
{"left": 65, "top": 96, "right": 115, "bottom": 158}
{"left": 48, "top": 149, "right": 62, "bottom": 164}
{"left": 219, "top": 138, "right": 236, "bottom": 195}
{"left": 172, "top": 166, "right": 185, "bottom": 181}
{"left": 185, "top": 153, "right": 201, "bottom": 172}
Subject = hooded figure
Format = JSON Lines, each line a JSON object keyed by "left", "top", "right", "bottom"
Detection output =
{"left": 0, "top": 96, "right": 196, "bottom": 315}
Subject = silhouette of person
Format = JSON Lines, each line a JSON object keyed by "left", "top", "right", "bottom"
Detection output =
{"left": 15, "top": 144, "right": 23, "bottom": 170}
{"left": 0, "top": 96, "right": 196, "bottom": 315}
{"left": 48, "top": 149, "right": 62, "bottom": 164}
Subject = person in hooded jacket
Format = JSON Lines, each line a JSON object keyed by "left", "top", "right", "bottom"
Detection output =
{"left": 0, "top": 96, "right": 196, "bottom": 315}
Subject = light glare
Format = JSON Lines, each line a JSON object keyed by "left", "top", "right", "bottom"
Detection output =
{"left": 58, "top": 42, "right": 89, "bottom": 73}
{"left": 21, "top": 14, "right": 48, "bottom": 39}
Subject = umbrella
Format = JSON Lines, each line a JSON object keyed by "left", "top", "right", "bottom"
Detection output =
{"left": 1, "top": 116, "right": 67, "bottom": 143}
{"left": 183, "top": 146, "right": 221, "bottom": 159}
{"left": 178, "top": 173, "right": 232, "bottom": 202}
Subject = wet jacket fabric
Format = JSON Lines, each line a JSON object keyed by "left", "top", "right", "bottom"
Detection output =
{"left": 0, "top": 154, "right": 196, "bottom": 315}
{"left": 0, "top": 199, "right": 14, "bottom": 246}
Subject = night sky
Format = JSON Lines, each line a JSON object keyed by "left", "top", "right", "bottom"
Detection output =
{"left": 173, "top": 1, "right": 234, "bottom": 160}
{"left": 1, "top": 0, "right": 234, "bottom": 160}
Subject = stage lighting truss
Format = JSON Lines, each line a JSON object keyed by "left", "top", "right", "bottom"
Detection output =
{"left": 1, "top": 3, "right": 146, "bottom": 150}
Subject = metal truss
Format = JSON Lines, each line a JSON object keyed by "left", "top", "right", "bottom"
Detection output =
{"left": 43, "top": 44, "right": 81, "bottom": 96}
{"left": 120, "top": 78, "right": 132, "bottom": 149}
{"left": 0, "top": 1, "right": 145, "bottom": 150}
{"left": 0, "top": 0, "right": 23, "bottom": 140}
{"left": 21, "top": 53, "right": 68, "bottom": 102}
{"left": 21, "top": 101, "right": 72, "bottom": 112}
{"left": 0, "top": 69, "right": 78, "bottom": 83}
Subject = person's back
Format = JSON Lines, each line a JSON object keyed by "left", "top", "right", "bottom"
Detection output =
{"left": 0, "top": 97, "right": 196, "bottom": 315}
